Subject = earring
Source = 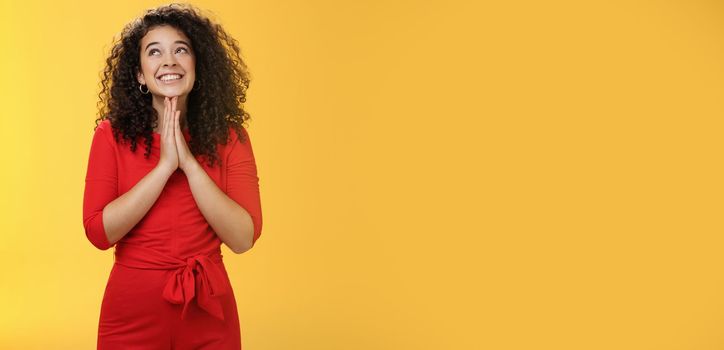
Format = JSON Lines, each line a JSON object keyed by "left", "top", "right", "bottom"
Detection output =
{"left": 193, "top": 79, "right": 201, "bottom": 91}
{"left": 139, "top": 83, "right": 149, "bottom": 94}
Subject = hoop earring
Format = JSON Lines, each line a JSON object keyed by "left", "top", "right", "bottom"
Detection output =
{"left": 193, "top": 79, "right": 201, "bottom": 91}
{"left": 139, "top": 83, "right": 149, "bottom": 94}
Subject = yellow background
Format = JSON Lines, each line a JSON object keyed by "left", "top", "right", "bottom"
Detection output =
{"left": 1, "top": 0, "right": 723, "bottom": 349}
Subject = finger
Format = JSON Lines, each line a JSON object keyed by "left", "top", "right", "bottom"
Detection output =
{"left": 169, "top": 108, "right": 176, "bottom": 140}
{"left": 168, "top": 97, "right": 173, "bottom": 140}
{"left": 164, "top": 97, "right": 170, "bottom": 138}
{"left": 177, "top": 112, "right": 183, "bottom": 146}
{"left": 166, "top": 98, "right": 173, "bottom": 140}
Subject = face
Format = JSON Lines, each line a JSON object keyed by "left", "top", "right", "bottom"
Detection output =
{"left": 136, "top": 25, "right": 196, "bottom": 98}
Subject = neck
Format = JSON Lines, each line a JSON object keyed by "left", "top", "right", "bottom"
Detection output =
{"left": 151, "top": 94, "right": 188, "bottom": 132}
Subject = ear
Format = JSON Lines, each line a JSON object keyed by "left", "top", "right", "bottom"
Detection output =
{"left": 137, "top": 70, "right": 146, "bottom": 85}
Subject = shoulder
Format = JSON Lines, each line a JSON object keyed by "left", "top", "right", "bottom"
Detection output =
{"left": 226, "top": 124, "right": 252, "bottom": 146}
{"left": 97, "top": 118, "right": 112, "bottom": 130}
{"left": 94, "top": 119, "right": 112, "bottom": 136}
{"left": 224, "top": 125, "right": 256, "bottom": 159}
{"left": 93, "top": 119, "right": 117, "bottom": 145}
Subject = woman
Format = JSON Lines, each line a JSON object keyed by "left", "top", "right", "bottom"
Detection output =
{"left": 82, "top": 3, "right": 262, "bottom": 349}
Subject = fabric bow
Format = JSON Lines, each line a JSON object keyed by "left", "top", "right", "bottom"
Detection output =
{"left": 161, "top": 254, "right": 229, "bottom": 320}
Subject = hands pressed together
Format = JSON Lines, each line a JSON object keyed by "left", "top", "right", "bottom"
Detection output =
{"left": 158, "top": 96, "right": 197, "bottom": 173}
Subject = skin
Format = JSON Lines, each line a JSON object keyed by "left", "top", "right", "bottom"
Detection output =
{"left": 136, "top": 25, "right": 195, "bottom": 133}
{"left": 99, "top": 25, "right": 255, "bottom": 253}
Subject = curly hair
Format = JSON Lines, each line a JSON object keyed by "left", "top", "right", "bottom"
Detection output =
{"left": 94, "top": 3, "right": 252, "bottom": 168}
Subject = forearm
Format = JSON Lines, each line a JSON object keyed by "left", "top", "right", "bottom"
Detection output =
{"left": 102, "top": 165, "right": 174, "bottom": 245}
{"left": 183, "top": 161, "right": 254, "bottom": 253}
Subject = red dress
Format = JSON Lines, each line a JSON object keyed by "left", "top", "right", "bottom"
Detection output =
{"left": 83, "top": 119, "right": 263, "bottom": 349}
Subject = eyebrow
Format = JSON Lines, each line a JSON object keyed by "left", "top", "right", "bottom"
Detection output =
{"left": 145, "top": 40, "right": 191, "bottom": 51}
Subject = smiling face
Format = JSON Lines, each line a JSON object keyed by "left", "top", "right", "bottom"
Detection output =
{"left": 136, "top": 25, "right": 196, "bottom": 98}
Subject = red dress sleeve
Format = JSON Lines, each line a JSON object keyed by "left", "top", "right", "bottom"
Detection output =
{"left": 226, "top": 127, "right": 263, "bottom": 247}
{"left": 82, "top": 121, "right": 118, "bottom": 250}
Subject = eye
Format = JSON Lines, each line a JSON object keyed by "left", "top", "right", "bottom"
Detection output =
{"left": 147, "top": 47, "right": 190, "bottom": 56}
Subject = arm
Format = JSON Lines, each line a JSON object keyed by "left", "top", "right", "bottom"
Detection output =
{"left": 183, "top": 128, "right": 263, "bottom": 254}
{"left": 82, "top": 123, "right": 175, "bottom": 250}
{"left": 100, "top": 165, "right": 174, "bottom": 246}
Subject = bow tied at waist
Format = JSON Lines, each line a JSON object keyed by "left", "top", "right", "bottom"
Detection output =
{"left": 114, "top": 242, "right": 229, "bottom": 320}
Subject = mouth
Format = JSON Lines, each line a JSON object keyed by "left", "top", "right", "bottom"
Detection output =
{"left": 156, "top": 73, "right": 184, "bottom": 84}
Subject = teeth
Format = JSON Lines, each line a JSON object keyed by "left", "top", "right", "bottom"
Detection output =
{"left": 159, "top": 74, "right": 181, "bottom": 81}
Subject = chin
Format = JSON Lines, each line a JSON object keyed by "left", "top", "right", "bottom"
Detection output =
{"left": 156, "top": 89, "right": 190, "bottom": 98}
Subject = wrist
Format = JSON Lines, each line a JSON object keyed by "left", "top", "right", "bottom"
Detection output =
{"left": 155, "top": 163, "right": 176, "bottom": 178}
{"left": 181, "top": 157, "right": 201, "bottom": 174}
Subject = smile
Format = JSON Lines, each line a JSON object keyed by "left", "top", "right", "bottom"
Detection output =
{"left": 157, "top": 74, "right": 183, "bottom": 84}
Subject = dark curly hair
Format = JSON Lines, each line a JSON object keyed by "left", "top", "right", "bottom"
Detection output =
{"left": 94, "top": 3, "right": 252, "bottom": 168}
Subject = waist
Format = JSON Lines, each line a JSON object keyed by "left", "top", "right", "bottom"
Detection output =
{"left": 114, "top": 241, "right": 223, "bottom": 270}
{"left": 113, "top": 241, "right": 229, "bottom": 320}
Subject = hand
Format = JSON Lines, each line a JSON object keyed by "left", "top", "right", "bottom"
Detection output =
{"left": 158, "top": 96, "right": 180, "bottom": 173}
{"left": 173, "top": 98, "right": 197, "bottom": 172}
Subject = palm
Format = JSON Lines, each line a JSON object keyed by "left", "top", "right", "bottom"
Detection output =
{"left": 174, "top": 111, "right": 194, "bottom": 171}
{"left": 159, "top": 96, "right": 180, "bottom": 172}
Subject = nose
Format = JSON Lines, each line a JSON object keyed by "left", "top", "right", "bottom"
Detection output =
{"left": 163, "top": 54, "right": 178, "bottom": 67}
